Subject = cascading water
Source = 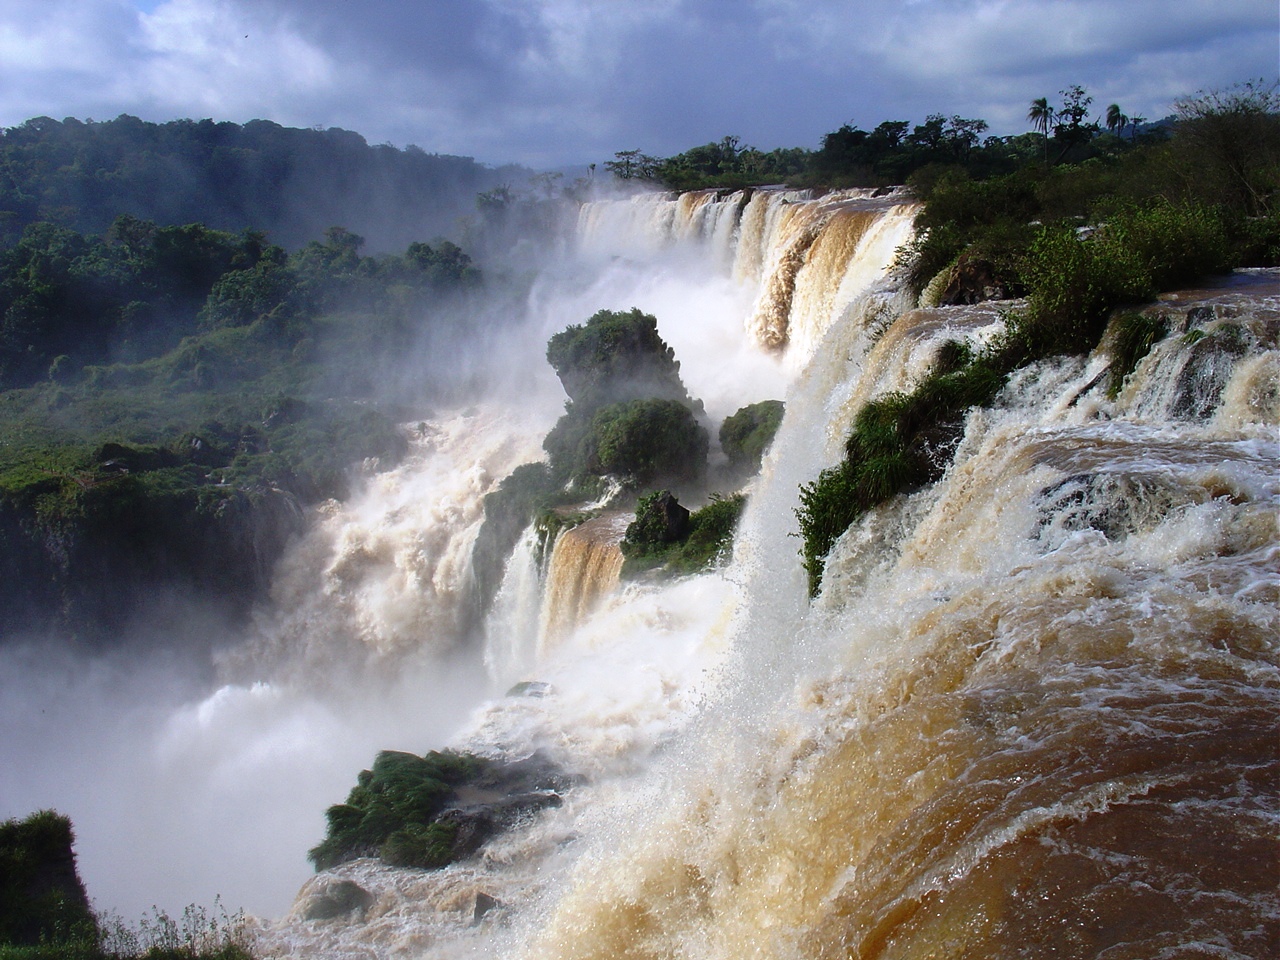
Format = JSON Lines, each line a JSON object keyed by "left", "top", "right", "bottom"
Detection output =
{"left": 536, "top": 515, "right": 630, "bottom": 660}
{"left": 59, "top": 180, "right": 1269, "bottom": 958}
{"left": 505, "top": 274, "right": 1279, "bottom": 960}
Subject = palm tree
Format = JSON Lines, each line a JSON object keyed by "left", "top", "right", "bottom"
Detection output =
{"left": 1105, "top": 103, "right": 1129, "bottom": 138}
{"left": 1028, "top": 97, "right": 1056, "bottom": 161}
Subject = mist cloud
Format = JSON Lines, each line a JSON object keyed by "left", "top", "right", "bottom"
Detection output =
{"left": 0, "top": 0, "right": 1276, "bottom": 165}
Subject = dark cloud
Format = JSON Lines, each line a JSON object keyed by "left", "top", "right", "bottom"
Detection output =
{"left": 0, "top": 0, "right": 1275, "bottom": 166}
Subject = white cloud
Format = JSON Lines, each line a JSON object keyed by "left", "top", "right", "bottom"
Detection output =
{"left": 0, "top": 0, "right": 1275, "bottom": 164}
{"left": 135, "top": 0, "right": 335, "bottom": 115}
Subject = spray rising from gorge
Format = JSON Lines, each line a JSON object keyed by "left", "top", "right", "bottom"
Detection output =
{"left": 5, "top": 178, "right": 1274, "bottom": 959}
{"left": 235, "top": 186, "right": 1278, "bottom": 959}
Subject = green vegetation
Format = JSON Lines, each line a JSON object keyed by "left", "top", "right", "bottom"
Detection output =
{"left": 719, "top": 400, "right": 784, "bottom": 473}
{"left": 309, "top": 749, "right": 573, "bottom": 874}
{"left": 1107, "top": 313, "right": 1171, "bottom": 398}
{"left": 309, "top": 750, "right": 486, "bottom": 871}
{"left": 795, "top": 80, "right": 1279, "bottom": 596}
{"left": 474, "top": 308, "right": 722, "bottom": 595}
{"left": 605, "top": 137, "right": 810, "bottom": 191}
{"left": 542, "top": 309, "right": 707, "bottom": 491}
{"left": 797, "top": 353, "right": 1005, "bottom": 594}
{"left": 620, "top": 490, "right": 746, "bottom": 578}
{"left": 545, "top": 307, "right": 694, "bottom": 412}
{"left": 0, "top": 811, "right": 95, "bottom": 950}
{"left": 0, "top": 114, "right": 526, "bottom": 252}
{"left": 582, "top": 399, "right": 708, "bottom": 488}
{"left": 0, "top": 811, "right": 249, "bottom": 960}
{"left": 0, "top": 216, "right": 484, "bottom": 640}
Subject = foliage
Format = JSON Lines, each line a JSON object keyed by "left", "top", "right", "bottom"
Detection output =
{"left": 1107, "top": 313, "right": 1171, "bottom": 398}
{"left": 541, "top": 308, "right": 707, "bottom": 492}
{"left": 719, "top": 400, "right": 784, "bottom": 472}
{"left": 1170, "top": 79, "right": 1280, "bottom": 216}
{"left": 620, "top": 491, "right": 746, "bottom": 577}
{"left": 801, "top": 193, "right": 1242, "bottom": 596}
{"left": 95, "top": 899, "right": 251, "bottom": 960}
{"left": 606, "top": 139, "right": 810, "bottom": 191}
{"left": 545, "top": 308, "right": 691, "bottom": 411}
{"left": 0, "top": 215, "right": 486, "bottom": 639}
{"left": 1014, "top": 202, "right": 1232, "bottom": 357}
{"left": 0, "top": 811, "right": 96, "bottom": 949}
{"left": 582, "top": 399, "right": 708, "bottom": 488}
{"left": 0, "top": 114, "right": 525, "bottom": 252}
{"left": 797, "top": 353, "right": 1010, "bottom": 595}
{"left": 309, "top": 750, "right": 486, "bottom": 871}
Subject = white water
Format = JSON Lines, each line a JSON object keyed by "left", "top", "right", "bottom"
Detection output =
{"left": 6, "top": 190, "right": 1276, "bottom": 959}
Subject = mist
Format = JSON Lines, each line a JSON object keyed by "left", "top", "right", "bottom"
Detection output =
{"left": 0, "top": 185, "right": 783, "bottom": 922}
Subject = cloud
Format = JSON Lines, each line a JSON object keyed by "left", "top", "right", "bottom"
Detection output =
{"left": 0, "top": 0, "right": 1275, "bottom": 165}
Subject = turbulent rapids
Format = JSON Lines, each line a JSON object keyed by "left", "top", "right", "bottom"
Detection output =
{"left": 241, "top": 189, "right": 1279, "bottom": 959}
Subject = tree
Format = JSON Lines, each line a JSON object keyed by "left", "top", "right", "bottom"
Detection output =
{"left": 1105, "top": 103, "right": 1129, "bottom": 138}
{"left": 1028, "top": 97, "right": 1056, "bottom": 161}
{"left": 1053, "top": 85, "right": 1098, "bottom": 160}
{"left": 1172, "top": 79, "right": 1280, "bottom": 216}
{"left": 604, "top": 149, "right": 659, "bottom": 180}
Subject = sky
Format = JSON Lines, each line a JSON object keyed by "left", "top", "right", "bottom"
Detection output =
{"left": 0, "top": 0, "right": 1276, "bottom": 168}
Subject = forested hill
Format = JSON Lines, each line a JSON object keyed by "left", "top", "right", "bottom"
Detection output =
{"left": 0, "top": 115, "right": 529, "bottom": 252}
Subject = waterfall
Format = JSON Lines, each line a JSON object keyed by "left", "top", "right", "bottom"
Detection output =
{"left": 536, "top": 515, "right": 629, "bottom": 660}
{"left": 512, "top": 276, "right": 1279, "bottom": 960}
{"left": 224, "top": 194, "right": 1274, "bottom": 959}
{"left": 576, "top": 189, "right": 917, "bottom": 368}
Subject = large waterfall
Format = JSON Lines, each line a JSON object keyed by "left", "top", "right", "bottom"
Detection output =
{"left": 14, "top": 186, "right": 1270, "bottom": 957}
{"left": 242, "top": 188, "right": 1279, "bottom": 958}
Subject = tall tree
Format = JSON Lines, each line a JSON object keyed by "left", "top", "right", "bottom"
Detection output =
{"left": 1054, "top": 85, "right": 1098, "bottom": 161}
{"left": 1105, "top": 103, "right": 1129, "bottom": 138}
{"left": 1028, "top": 97, "right": 1056, "bottom": 161}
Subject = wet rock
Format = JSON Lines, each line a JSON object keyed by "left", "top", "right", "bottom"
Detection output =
{"left": 1171, "top": 324, "right": 1251, "bottom": 419}
{"left": 631, "top": 490, "right": 691, "bottom": 545}
{"left": 1036, "top": 473, "right": 1193, "bottom": 545}
{"left": 439, "top": 791, "right": 564, "bottom": 861}
{"left": 437, "top": 752, "right": 580, "bottom": 861}
{"left": 937, "top": 254, "right": 1015, "bottom": 305}
{"left": 506, "top": 680, "right": 554, "bottom": 697}
{"left": 300, "top": 878, "right": 374, "bottom": 921}
{"left": 472, "top": 891, "right": 503, "bottom": 924}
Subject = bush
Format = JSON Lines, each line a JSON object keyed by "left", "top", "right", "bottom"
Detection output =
{"left": 0, "top": 811, "right": 96, "bottom": 949}
{"left": 380, "top": 822, "right": 458, "bottom": 870}
{"left": 1107, "top": 313, "right": 1170, "bottom": 397}
{"left": 719, "top": 400, "right": 784, "bottom": 472}
{"left": 545, "top": 308, "right": 693, "bottom": 410}
{"left": 1016, "top": 202, "right": 1232, "bottom": 358}
{"left": 797, "top": 355, "right": 1008, "bottom": 595}
{"left": 308, "top": 750, "right": 485, "bottom": 872}
{"left": 588, "top": 399, "right": 708, "bottom": 487}
{"left": 621, "top": 491, "right": 745, "bottom": 577}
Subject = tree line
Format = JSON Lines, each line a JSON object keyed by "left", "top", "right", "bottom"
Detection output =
{"left": 602, "top": 80, "right": 1279, "bottom": 211}
{"left": 0, "top": 114, "right": 528, "bottom": 252}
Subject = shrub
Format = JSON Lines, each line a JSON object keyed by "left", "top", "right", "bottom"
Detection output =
{"left": 621, "top": 491, "right": 746, "bottom": 578}
{"left": 0, "top": 811, "right": 96, "bottom": 950}
{"left": 589, "top": 399, "right": 708, "bottom": 487}
{"left": 719, "top": 400, "right": 784, "bottom": 472}
{"left": 1095, "top": 201, "right": 1232, "bottom": 291}
{"left": 380, "top": 822, "right": 458, "bottom": 870}
{"left": 547, "top": 398, "right": 707, "bottom": 490}
{"left": 308, "top": 750, "right": 485, "bottom": 871}
{"left": 1107, "top": 313, "right": 1170, "bottom": 397}
{"left": 545, "top": 308, "right": 693, "bottom": 410}
{"left": 797, "top": 355, "right": 1008, "bottom": 595}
